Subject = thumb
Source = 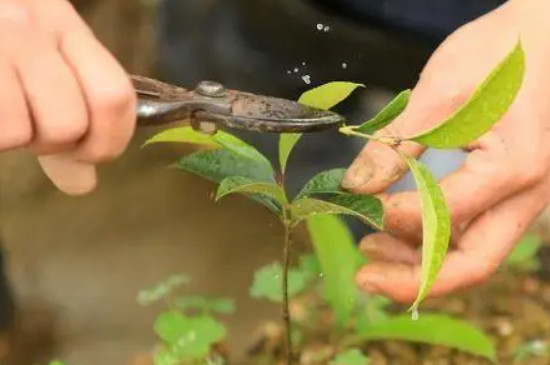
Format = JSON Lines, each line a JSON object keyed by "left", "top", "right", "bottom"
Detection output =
{"left": 342, "top": 83, "right": 468, "bottom": 195}
{"left": 38, "top": 153, "right": 97, "bottom": 195}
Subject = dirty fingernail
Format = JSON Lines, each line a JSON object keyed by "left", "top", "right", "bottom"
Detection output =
{"left": 342, "top": 155, "right": 374, "bottom": 190}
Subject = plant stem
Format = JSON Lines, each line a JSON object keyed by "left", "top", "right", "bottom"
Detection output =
{"left": 338, "top": 125, "right": 400, "bottom": 146}
{"left": 282, "top": 222, "right": 293, "bottom": 365}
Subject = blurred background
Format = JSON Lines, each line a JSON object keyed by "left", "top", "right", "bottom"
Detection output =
{"left": 4, "top": 0, "right": 550, "bottom": 364}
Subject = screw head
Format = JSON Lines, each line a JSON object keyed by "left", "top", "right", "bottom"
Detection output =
{"left": 195, "top": 81, "right": 226, "bottom": 97}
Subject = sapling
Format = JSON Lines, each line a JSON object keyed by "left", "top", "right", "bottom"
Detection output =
{"left": 250, "top": 215, "right": 497, "bottom": 363}
{"left": 138, "top": 273, "right": 234, "bottom": 365}
{"left": 142, "top": 39, "right": 525, "bottom": 365}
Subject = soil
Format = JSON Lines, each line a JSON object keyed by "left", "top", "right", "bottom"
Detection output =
{"left": 1, "top": 1, "right": 550, "bottom": 365}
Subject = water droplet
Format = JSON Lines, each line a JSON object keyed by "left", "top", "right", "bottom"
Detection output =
{"left": 342, "top": 62, "right": 347, "bottom": 69}
{"left": 302, "top": 75, "right": 311, "bottom": 85}
{"left": 318, "top": 273, "right": 324, "bottom": 278}
{"left": 411, "top": 308, "right": 419, "bottom": 321}
{"left": 316, "top": 23, "right": 324, "bottom": 31}
{"left": 323, "top": 25, "right": 330, "bottom": 32}
{"left": 302, "top": 61, "right": 306, "bottom": 66}
{"left": 286, "top": 70, "right": 291, "bottom": 74}
{"left": 293, "top": 67, "right": 299, "bottom": 73}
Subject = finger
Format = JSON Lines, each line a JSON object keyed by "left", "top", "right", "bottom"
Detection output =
{"left": 18, "top": 49, "right": 88, "bottom": 154}
{"left": 356, "top": 176, "right": 550, "bottom": 304}
{"left": 57, "top": 21, "right": 136, "bottom": 164}
{"left": 359, "top": 233, "right": 420, "bottom": 265}
{"left": 0, "top": 60, "right": 31, "bottom": 151}
{"left": 379, "top": 106, "right": 545, "bottom": 241}
{"left": 342, "top": 80, "right": 469, "bottom": 195}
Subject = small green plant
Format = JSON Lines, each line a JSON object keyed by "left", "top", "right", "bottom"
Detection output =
{"left": 250, "top": 215, "right": 496, "bottom": 363}
{"left": 138, "top": 274, "right": 234, "bottom": 365}
{"left": 143, "top": 39, "right": 524, "bottom": 364}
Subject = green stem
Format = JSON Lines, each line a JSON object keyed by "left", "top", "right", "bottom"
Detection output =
{"left": 282, "top": 221, "right": 293, "bottom": 365}
{"left": 338, "top": 125, "right": 400, "bottom": 146}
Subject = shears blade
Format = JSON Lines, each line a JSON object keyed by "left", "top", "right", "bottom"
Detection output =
{"left": 132, "top": 75, "right": 345, "bottom": 134}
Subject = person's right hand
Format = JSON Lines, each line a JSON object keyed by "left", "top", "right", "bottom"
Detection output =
{"left": 0, "top": 0, "right": 137, "bottom": 195}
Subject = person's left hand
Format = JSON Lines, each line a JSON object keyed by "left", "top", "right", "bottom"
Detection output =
{"left": 341, "top": 0, "right": 550, "bottom": 303}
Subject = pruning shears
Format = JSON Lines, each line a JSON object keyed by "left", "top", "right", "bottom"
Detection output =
{"left": 132, "top": 75, "right": 345, "bottom": 134}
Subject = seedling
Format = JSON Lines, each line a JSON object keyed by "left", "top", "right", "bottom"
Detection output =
{"left": 138, "top": 274, "right": 234, "bottom": 365}
{"left": 249, "top": 215, "right": 496, "bottom": 363}
{"left": 143, "top": 39, "right": 525, "bottom": 364}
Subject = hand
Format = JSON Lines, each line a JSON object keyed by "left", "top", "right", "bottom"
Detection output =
{"left": 0, "top": 0, "right": 136, "bottom": 195}
{"left": 342, "top": 0, "right": 550, "bottom": 303}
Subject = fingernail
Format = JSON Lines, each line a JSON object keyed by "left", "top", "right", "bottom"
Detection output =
{"left": 38, "top": 154, "right": 97, "bottom": 196}
{"left": 342, "top": 155, "right": 374, "bottom": 190}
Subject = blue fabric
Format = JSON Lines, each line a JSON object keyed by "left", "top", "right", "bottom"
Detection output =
{"left": 315, "top": 0, "right": 505, "bottom": 40}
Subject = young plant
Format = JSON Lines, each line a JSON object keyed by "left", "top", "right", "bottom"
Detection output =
{"left": 251, "top": 215, "right": 497, "bottom": 363}
{"left": 142, "top": 39, "right": 524, "bottom": 365}
{"left": 138, "top": 274, "right": 234, "bottom": 365}
{"left": 143, "top": 81, "right": 382, "bottom": 364}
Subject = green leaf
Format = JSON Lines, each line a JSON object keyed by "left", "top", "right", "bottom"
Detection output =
{"left": 155, "top": 311, "right": 188, "bottom": 343}
{"left": 154, "top": 312, "right": 226, "bottom": 361}
{"left": 298, "top": 253, "right": 321, "bottom": 282}
{"left": 408, "top": 40, "right": 525, "bottom": 148}
{"left": 175, "top": 296, "right": 235, "bottom": 314}
{"left": 356, "top": 89, "right": 411, "bottom": 134}
{"left": 215, "top": 177, "right": 287, "bottom": 205}
{"left": 306, "top": 215, "right": 365, "bottom": 327}
{"left": 137, "top": 274, "right": 190, "bottom": 306}
{"left": 144, "top": 126, "right": 219, "bottom": 148}
{"left": 354, "top": 314, "right": 496, "bottom": 362}
{"left": 356, "top": 295, "right": 392, "bottom": 331}
{"left": 279, "top": 133, "right": 302, "bottom": 174}
{"left": 291, "top": 196, "right": 384, "bottom": 230}
{"left": 207, "top": 299, "right": 235, "bottom": 315}
{"left": 144, "top": 126, "right": 272, "bottom": 170}
{"left": 214, "top": 131, "right": 272, "bottom": 168}
{"left": 296, "top": 168, "right": 346, "bottom": 199}
{"left": 403, "top": 156, "right": 451, "bottom": 315}
{"left": 153, "top": 347, "right": 180, "bottom": 365}
{"left": 330, "top": 349, "right": 370, "bottom": 365}
{"left": 177, "top": 150, "right": 279, "bottom": 213}
{"left": 298, "top": 82, "right": 364, "bottom": 110}
{"left": 249, "top": 262, "right": 309, "bottom": 302}
{"left": 278, "top": 81, "right": 362, "bottom": 174}
{"left": 177, "top": 149, "right": 275, "bottom": 183}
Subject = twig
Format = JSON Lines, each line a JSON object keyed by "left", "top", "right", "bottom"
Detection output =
{"left": 282, "top": 223, "right": 293, "bottom": 365}
{"left": 338, "top": 125, "right": 400, "bottom": 146}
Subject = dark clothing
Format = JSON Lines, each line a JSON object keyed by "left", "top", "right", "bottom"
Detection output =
{"left": 312, "top": 0, "right": 505, "bottom": 42}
